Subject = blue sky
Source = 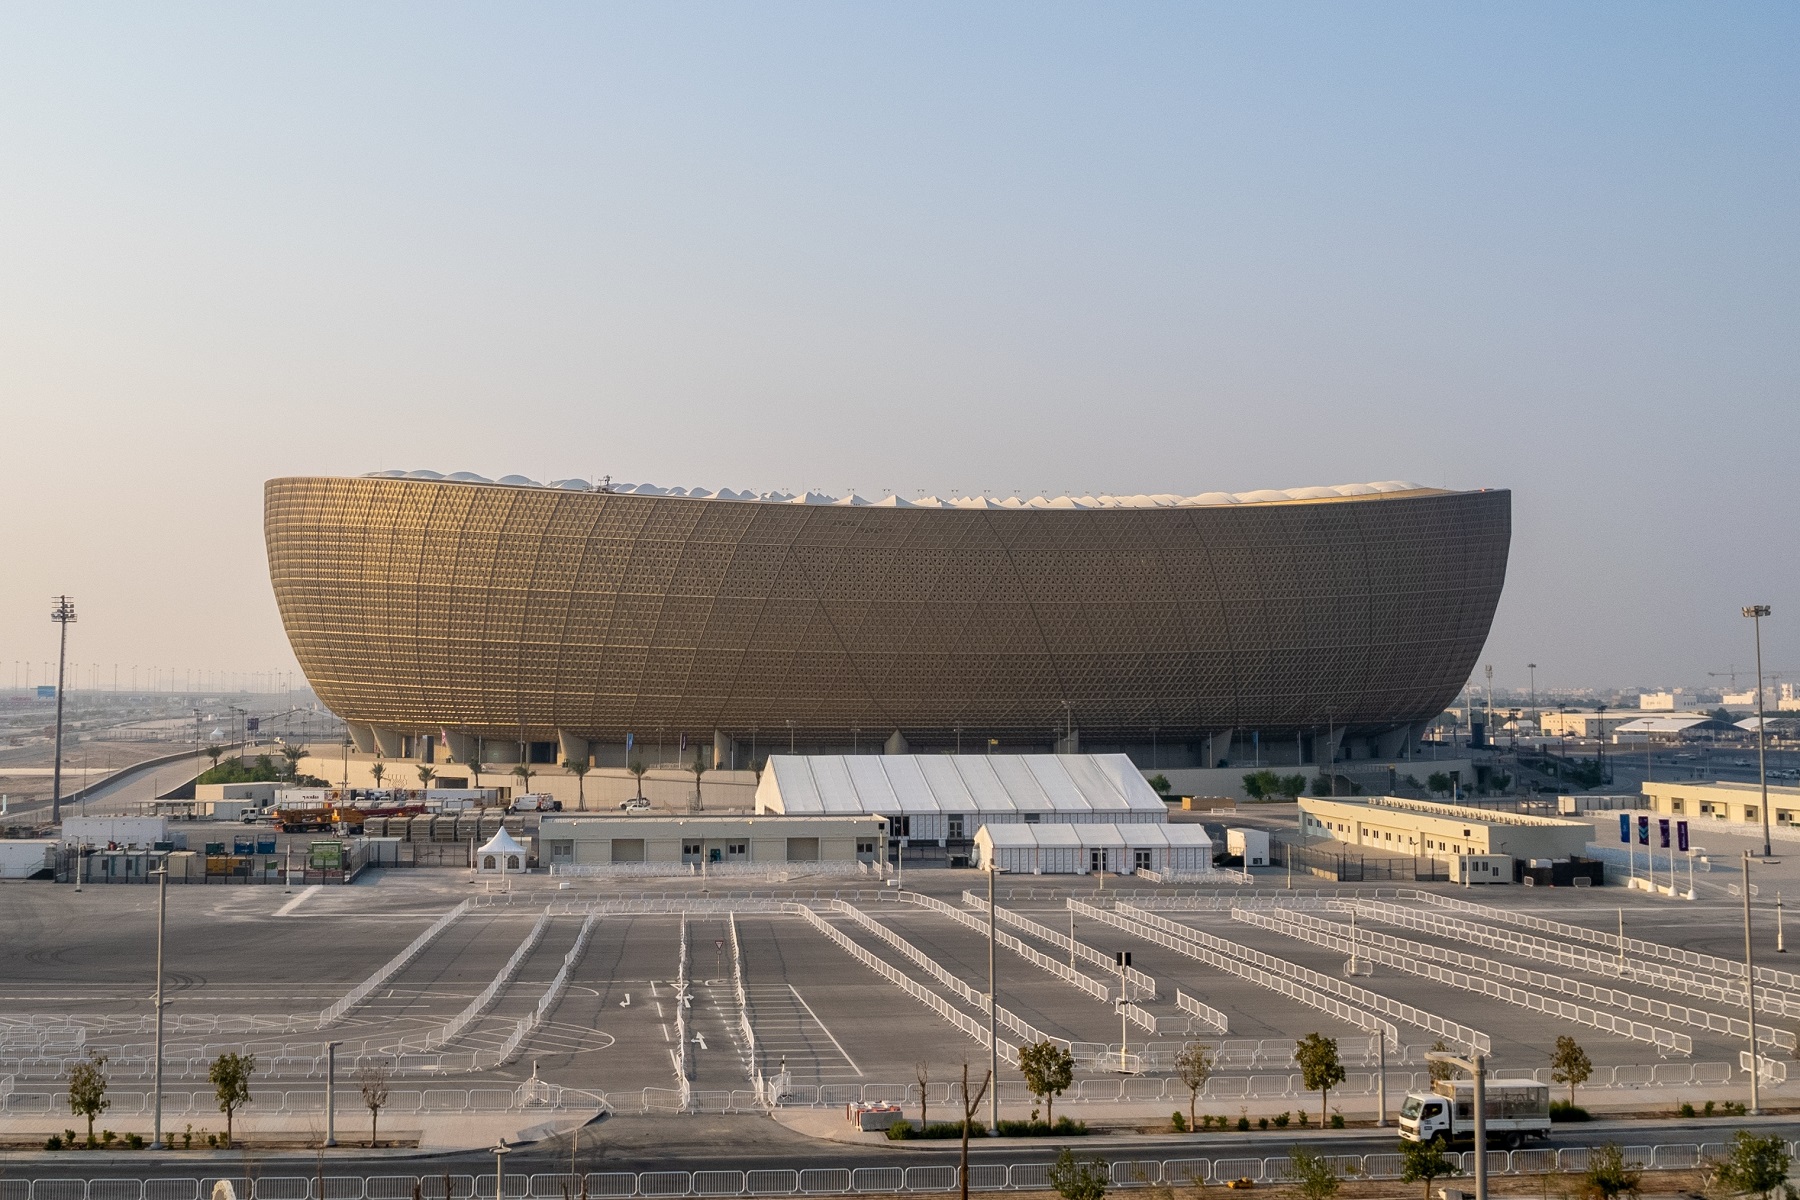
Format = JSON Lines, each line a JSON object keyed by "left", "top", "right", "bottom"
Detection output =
{"left": 1, "top": 3, "right": 1795, "bottom": 694}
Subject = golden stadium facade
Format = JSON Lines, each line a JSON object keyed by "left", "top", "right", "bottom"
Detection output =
{"left": 265, "top": 474, "right": 1509, "bottom": 767}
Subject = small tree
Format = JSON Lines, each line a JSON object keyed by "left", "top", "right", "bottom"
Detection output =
{"left": 690, "top": 751, "right": 709, "bottom": 812}
{"left": 416, "top": 764, "right": 436, "bottom": 790}
{"left": 512, "top": 763, "right": 534, "bottom": 796}
{"left": 206, "top": 745, "right": 225, "bottom": 769}
{"left": 1398, "top": 1137, "right": 1457, "bottom": 1199}
{"left": 370, "top": 759, "right": 385, "bottom": 789}
{"left": 66, "top": 1050, "right": 110, "bottom": 1144}
{"left": 1047, "top": 1149, "right": 1109, "bottom": 1200}
{"left": 1242, "top": 769, "right": 1281, "bottom": 799}
{"left": 1279, "top": 774, "right": 1307, "bottom": 799}
{"left": 1582, "top": 1143, "right": 1641, "bottom": 1199}
{"left": 1286, "top": 1147, "right": 1340, "bottom": 1200}
{"left": 1017, "top": 1039, "right": 1074, "bottom": 1127}
{"left": 628, "top": 759, "right": 648, "bottom": 801}
{"left": 1310, "top": 775, "right": 1334, "bottom": 797}
{"left": 1294, "top": 1033, "right": 1345, "bottom": 1127}
{"left": 1173, "top": 1042, "right": 1213, "bottom": 1132}
{"left": 282, "top": 744, "right": 307, "bottom": 779}
{"left": 565, "top": 759, "right": 590, "bottom": 810}
{"left": 1427, "top": 1039, "right": 1454, "bottom": 1083}
{"left": 1550, "top": 1035, "right": 1592, "bottom": 1107}
{"left": 1712, "top": 1129, "right": 1794, "bottom": 1200}
{"left": 1145, "top": 774, "right": 1171, "bottom": 796}
{"left": 1427, "top": 771, "right": 1452, "bottom": 797}
{"left": 358, "top": 1059, "right": 392, "bottom": 1148}
{"left": 209, "top": 1051, "right": 256, "bottom": 1146}
{"left": 957, "top": 1063, "right": 992, "bottom": 1200}
{"left": 915, "top": 1061, "right": 930, "bottom": 1128}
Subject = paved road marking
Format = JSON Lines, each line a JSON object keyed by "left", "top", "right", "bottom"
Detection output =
{"left": 787, "top": 984, "right": 862, "bottom": 1076}
{"left": 274, "top": 886, "right": 321, "bottom": 916}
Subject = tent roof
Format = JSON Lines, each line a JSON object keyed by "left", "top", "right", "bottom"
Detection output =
{"left": 975, "top": 822, "right": 1211, "bottom": 849}
{"left": 756, "top": 754, "right": 1168, "bottom": 817}
{"left": 478, "top": 827, "right": 527, "bottom": 855}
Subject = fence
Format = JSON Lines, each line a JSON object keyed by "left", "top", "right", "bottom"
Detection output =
{"left": 316, "top": 899, "right": 472, "bottom": 1029}
{"left": 966, "top": 894, "right": 1158, "bottom": 997}
{"left": 1097, "top": 901, "right": 1485, "bottom": 1053}
{"left": 1236, "top": 908, "right": 1699, "bottom": 1057}
{"left": 1171, "top": 991, "right": 1232, "bottom": 1037}
{"left": 396, "top": 909, "right": 553, "bottom": 1056}
{"left": 548, "top": 861, "right": 884, "bottom": 880}
{"left": 787, "top": 903, "right": 1019, "bottom": 1067}
{"left": 899, "top": 892, "right": 1114, "bottom": 1003}
{"left": 825, "top": 901, "right": 1054, "bottom": 1051}
{"left": 1415, "top": 890, "right": 1800, "bottom": 991}
{"left": 1345, "top": 899, "right": 1800, "bottom": 1033}
{"left": 4, "top": 1143, "right": 1785, "bottom": 1199}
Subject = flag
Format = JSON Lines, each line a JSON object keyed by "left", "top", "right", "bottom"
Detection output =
{"left": 1620, "top": 814, "right": 1631, "bottom": 844}
{"left": 1658, "top": 818, "right": 1670, "bottom": 849}
{"left": 1677, "top": 820, "right": 1689, "bottom": 852}
{"left": 1638, "top": 815, "right": 1650, "bottom": 845}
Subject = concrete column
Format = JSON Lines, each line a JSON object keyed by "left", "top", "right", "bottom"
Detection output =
{"left": 444, "top": 731, "right": 479, "bottom": 769}
{"left": 557, "top": 730, "right": 590, "bottom": 767}
{"left": 346, "top": 723, "right": 377, "bottom": 753}
{"left": 372, "top": 727, "right": 406, "bottom": 759}
{"left": 884, "top": 729, "right": 910, "bottom": 755}
{"left": 713, "top": 730, "right": 737, "bottom": 770}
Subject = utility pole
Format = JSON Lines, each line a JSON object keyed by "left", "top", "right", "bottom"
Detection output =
{"left": 1744, "top": 606, "right": 1773, "bottom": 857}
{"left": 986, "top": 860, "right": 999, "bottom": 1132}
{"left": 1426, "top": 1048, "right": 1487, "bottom": 1200}
{"left": 1744, "top": 850, "right": 1761, "bottom": 1115}
{"left": 50, "top": 596, "right": 77, "bottom": 824}
{"left": 150, "top": 863, "right": 168, "bottom": 1149}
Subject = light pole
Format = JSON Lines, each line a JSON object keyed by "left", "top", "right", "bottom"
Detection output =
{"left": 50, "top": 595, "right": 77, "bottom": 824}
{"left": 1426, "top": 1048, "right": 1487, "bottom": 1200}
{"left": 150, "top": 863, "right": 168, "bottom": 1149}
{"left": 1743, "top": 851, "right": 1762, "bottom": 1115}
{"left": 326, "top": 1040, "right": 341, "bottom": 1146}
{"left": 492, "top": 1138, "right": 512, "bottom": 1200}
{"left": 986, "top": 859, "right": 999, "bottom": 1133}
{"left": 1744, "top": 605, "right": 1773, "bottom": 857}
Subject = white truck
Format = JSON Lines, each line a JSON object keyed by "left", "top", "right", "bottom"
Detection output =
{"left": 1398, "top": 1079, "right": 1551, "bottom": 1149}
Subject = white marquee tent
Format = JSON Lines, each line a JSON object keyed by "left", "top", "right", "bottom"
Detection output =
{"left": 974, "top": 822, "right": 1213, "bottom": 875}
{"left": 754, "top": 753, "right": 1167, "bottom": 843}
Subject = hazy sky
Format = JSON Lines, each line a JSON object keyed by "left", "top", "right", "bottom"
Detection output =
{"left": 2, "top": 4, "right": 1795, "bottom": 697}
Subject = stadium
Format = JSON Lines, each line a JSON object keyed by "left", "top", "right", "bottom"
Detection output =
{"left": 264, "top": 474, "right": 1509, "bottom": 773}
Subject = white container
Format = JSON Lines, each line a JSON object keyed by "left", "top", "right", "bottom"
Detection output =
{"left": 0, "top": 840, "right": 56, "bottom": 879}
{"left": 1226, "top": 828, "right": 1269, "bottom": 867}
{"left": 60, "top": 816, "right": 168, "bottom": 848}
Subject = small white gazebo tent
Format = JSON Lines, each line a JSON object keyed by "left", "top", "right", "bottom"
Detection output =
{"left": 477, "top": 827, "right": 528, "bottom": 874}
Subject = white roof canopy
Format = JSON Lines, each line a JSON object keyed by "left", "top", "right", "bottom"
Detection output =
{"left": 478, "top": 828, "right": 527, "bottom": 856}
{"left": 975, "top": 822, "right": 1211, "bottom": 850}
{"left": 755, "top": 754, "right": 1167, "bottom": 817}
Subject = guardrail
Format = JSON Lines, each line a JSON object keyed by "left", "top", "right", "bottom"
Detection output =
{"left": 1237, "top": 908, "right": 1697, "bottom": 1057}
{"left": 1172, "top": 991, "right": 1231, "bottom": 1036}
{"left": 3, "top": 1143, "right": 1785, "bottom": 1199}
{"left": 1096, "top": 901, "right": 1484, "bottom": 1054}
{"left": 966, "top": 893, "right": 1158, "bottom": 998}
{"left": 901, "top": 891, "right": 1115, "bottom": 1002}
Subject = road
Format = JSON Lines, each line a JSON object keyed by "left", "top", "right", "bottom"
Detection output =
{"left": 9, "top": 1111, "right": 1800, "bottom": 1181}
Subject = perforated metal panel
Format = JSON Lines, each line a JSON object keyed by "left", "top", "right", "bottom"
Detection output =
{"left": 265, "top": 477, "right": 1509, "bottom": 746}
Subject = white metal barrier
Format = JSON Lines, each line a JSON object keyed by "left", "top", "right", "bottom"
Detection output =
{"left": 966, "top": 893, "right": 1158, "bottom": 997}
{"left": 1173, "top": 991, "right": 1234, "bottom": 1037}
{"left": 1096, "top": 900, "right": 1485, "bottom": 1053}
{"left": 316, "top": 899, "right": 472, "bottom": 1030}
{"left": 1238, "top": 908, "right": 1697, "bottom": 1057}
{"left": 901, "top": 891, "right": 1114, "bottom": 1002}
{"left": 397, "top": 908, "right": 553, "bottom": 1056}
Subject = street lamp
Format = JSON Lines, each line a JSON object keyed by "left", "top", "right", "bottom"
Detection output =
{"left": 150, "top": 863, "right": 168, "bottom": 1149}
{"left": 1744, "top": 605, "right": 1773, "bottom": 857}
{"left": 491, "top": 1138, "right": 512, "bottom": 1200}
{"left": 985, "top": 858, "right": 999, "bottom": 1133}
{"left": 1742, "top": 851, "right": 1764, "bottom": 1115}
{"left": 50, "top": 595, "right": 77, "bottom": 824}
{"left": 1425, "top": 1048, "right": 1487, "bottom": 1200}
{"left": 325, "top": 1040, "right": 342, "bottom": 1146}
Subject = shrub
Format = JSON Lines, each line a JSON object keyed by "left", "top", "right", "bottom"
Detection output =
{"left": 1330, "top": 1113, "right": 1345, "bottom": 1129}
{"left": 887, "top": 1119, "right": 987, "bottom": 1140}
{"left": 1549, "top": 1101, "right": 1590, "bottom": 1122}
{"left": 1273, "top": 1112, "right": 1289, "bottom": 1128}
{"left": 1169, "top": 1111, "right": 1186, "bottom": 1132}
{"left": 1295, "top": 1109, "right": 1309, "bottom": 1127}
{"left": 1258, "top": 1117, "right": 1269, "bottom": 1130}
{"left": 1237, "top": 1116, "right": 1250, "bottom": 1131}
{"left": 1679, "top": 1102, "right": 1695, "bottom": 1118}
{"left": 1285, "top": 1147, "right": 1340, "bottom": 1200}
{"left": 44, "top": 1135, "right": 62, "bottom": 1151}
{"left": 1581, "top": 1143, "right": 1641, "bottom": 1199}
{"left": 1048, "top": 1149, "right": 1110, "bottom": 1200}
{"left": 126, "top": 1133, "right": 145, "bottom": 1149}
{"left": 994, "top": 1117, "right": 1087, "bottom": 1137}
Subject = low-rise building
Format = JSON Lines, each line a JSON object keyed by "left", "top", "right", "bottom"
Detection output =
{"left": 1296, "top": 796, "right": 1594, "bottom": 862}
{"left": 1642, "top": 780, "right": 1800, "bottom": 829}
{"left": 972, "top": 822, "right": 1211, "bottom": 875}
{"left": 538, "top": 813, "right": 887, "bottom": 869}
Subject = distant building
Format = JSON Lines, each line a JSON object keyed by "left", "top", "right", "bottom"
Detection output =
{"left": 1638, "top": 690, "right": 1695, "bottom": 711}
{"left": 1297, "top": 795, "right": 1594, "bottom": 863}
{"left": 1642, "top": 780, "right": 1800, "bottom": 829}
{"left": 539, "top": 813, "right": 887, "bottom": 869}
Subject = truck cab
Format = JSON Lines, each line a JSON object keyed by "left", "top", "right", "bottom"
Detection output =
{"left": 1399, "top": 1092, "right": 1452, "bottom": 1142}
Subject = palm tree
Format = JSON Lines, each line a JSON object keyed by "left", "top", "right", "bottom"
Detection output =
{"left": 370, "top": 758, "right": 385, "bottom": 789}
{"left": 627, "top": 758, "right": 648, "bottom": 802}
{"left": 564, "top": 759, "right": 590, "bottom": 810}
{"left": 689, "top": 751, "right": 709, "bottom": 813}
{"left": 416, "top": 764, "right": 436, "bottom": 790}
{"left": 281, "top": 743, "right": 307, "bottom": 780}
{"left": 205, "top": 745, "right": 225, "bottom": 770}
{"left": 511, "top": 763, "right": 534, "bottom": 801}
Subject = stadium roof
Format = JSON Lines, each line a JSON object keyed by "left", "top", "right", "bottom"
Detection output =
{"left": 357, "top": 471, "right": 1446, "bottom": 510}
{"left": 754, "top": 754, "right": 1168, "bottom": 816}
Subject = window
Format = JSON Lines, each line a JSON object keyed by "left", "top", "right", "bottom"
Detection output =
{"left": 682, "top": 841, "right": 702, "bottom": 863}
{"left": 1134, "top": 849, "right": 1152, "bottom": 871}
{"left": 893, "top": 815, "right": 911, "bottom": 838}
{"left": 1747, "top": 807, "right": 1759, "bottom": 820}
{"left": 728, "top": 842, "right": 747, "bottom": 858}
{"left": 483, "top": 855, "right": 496, "bottom": 870}
{"left": 549, "top": 840, "right": 574, "bottom": 863}
{"left": 1024, "top": 812, "right": 1040, "bottom": 824}
{"left": 1670, "top": 798, "right": 1684, "bottom": 813}
{"left": 948, "top": 815, "right": 965, "bottom": 841}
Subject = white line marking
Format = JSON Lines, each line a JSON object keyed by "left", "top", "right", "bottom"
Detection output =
{"left": 274, "top": 886, "right": 321, "bottom": 916}
{"left": 787, "top": 984, "right": 863, "bottom": 1076}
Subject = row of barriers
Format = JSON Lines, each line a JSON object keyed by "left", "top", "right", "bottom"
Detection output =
{"left": 0, "top": 1143, "right": 1787, "bottom": 1199}
{"left": 0, "top": 1058, "right": 1748, "bottom": 1121}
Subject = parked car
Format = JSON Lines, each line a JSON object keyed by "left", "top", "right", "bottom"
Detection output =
{"left": 619, "top": 797, "right": 651, "bottom": 812}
